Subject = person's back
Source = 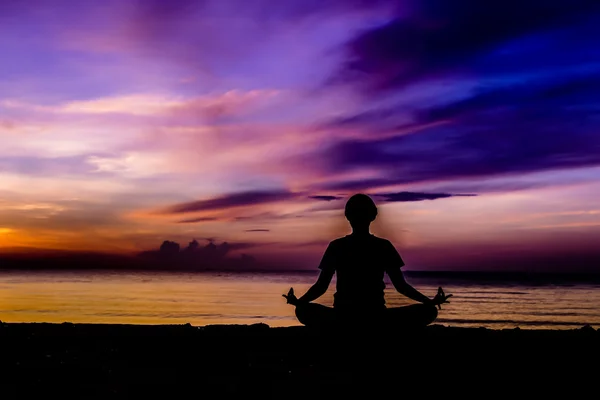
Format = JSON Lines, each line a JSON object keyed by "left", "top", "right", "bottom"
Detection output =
{"left": 322, "top": 234, "right": 404, "bottom": 310}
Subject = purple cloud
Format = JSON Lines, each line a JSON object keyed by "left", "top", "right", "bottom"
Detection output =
{"left": 375, "top": 192, "right": 475, "bottom": 202}
{"left": 163, "top": 188, "right": 476, "bottom": 219}
{"left": 245, "top": 229, "right": 270, "bottom": 232}
{"left": 417, "top": 74, "right": 600, "bottom": 124}
{"left": 132, "top": 0, "right": 390, "bottom": 29}
{"left": 309, "top": 195, "right": 343, "bottom": 201}
{"left": 0, "top": 155, "right": 97, "bottom": 176}
{"left": 315, "top": 178, "right": 395, "bottom": 192}
{"left": 320, "top": 111, "right": 600, "bottom": 187}
{"left": 177, "top": 217, "right": 219, "bottom": 223}
{"left": 121, "top": 0, "right": 396, "bottom": 81}
{"left": 314, "top": 65, "right": 600, "bottom": 191}
{"left": 234, "top": 212, "right": 306, "bottom": 221}
{"left": 163, "top": 190, "right": 295, "bottom": 214}
{"left": 335, "top": 0, "right": 600, "bottom": 93}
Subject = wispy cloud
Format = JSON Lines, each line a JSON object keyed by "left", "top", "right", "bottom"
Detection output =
{"left": 177, "top": 217, "right": 219, "bottom": 223}
{"left": 162, "top": 190, "right": 296, "bottom": 214}
{"left": 333, "top": 0, "right": 600, "bottom": 93}
{"left": 159, "top": 188, "right": 477, "bottom": 219}
{"left": 3, "top": 90, "right": 281, "bottom": 118}
{"left": 375, "top": 192, "right": 476, "bottom": 202}
{"left": 308, "top": 195, "right": 344, "bottom": 201}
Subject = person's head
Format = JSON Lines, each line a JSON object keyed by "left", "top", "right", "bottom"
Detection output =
{"left": 344, "top": 193, "right": 377, "bottom": 231}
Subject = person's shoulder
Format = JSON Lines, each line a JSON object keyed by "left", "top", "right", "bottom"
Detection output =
{"left": 328, "top": 236, "right": 356, "bottom": 250}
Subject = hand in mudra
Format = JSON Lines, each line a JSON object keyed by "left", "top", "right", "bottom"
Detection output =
{"left": 282, "top": 287, "right": 299, "bottom": 306}
{"left": 431, "top": 287, "right": 452, "bottom": 310}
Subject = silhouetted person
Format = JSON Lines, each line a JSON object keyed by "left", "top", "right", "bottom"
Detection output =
{"left": 283, "top": 193, "right": 451, "bottom": 330}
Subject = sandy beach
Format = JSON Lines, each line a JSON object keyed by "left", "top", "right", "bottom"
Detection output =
{"left": 1, "top": 322, "right": 598, "bottom": 399}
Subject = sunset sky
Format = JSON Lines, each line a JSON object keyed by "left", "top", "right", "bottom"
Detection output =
{"left": 1, "top": 0, "right": 600, "bottom": 271}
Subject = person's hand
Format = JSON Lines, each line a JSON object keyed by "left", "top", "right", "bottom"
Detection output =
{"left": 282, "top": 287, "right": 299, "bottom": 306}
{"left": 431, "top": 286, "right": 452, "bottom": 310}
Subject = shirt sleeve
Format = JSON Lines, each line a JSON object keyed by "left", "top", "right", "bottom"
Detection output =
{"left": 317, "top": 242, "right": 336, "bottom": 272}
{"left": 385, "top": 240, "right": 405, "bottom": 272}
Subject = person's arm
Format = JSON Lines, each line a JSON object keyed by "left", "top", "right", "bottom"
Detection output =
{"left": 384, "top": 240, "right": 433, "bottom": 304}
{"left": 297, "top": 268, "right": 334, "bottom": 303}
{"left": 294, "top": 242, "right": 336, "bottom": 304}
{"left": 387, "top": 268, "right": 433, "bottom": 305}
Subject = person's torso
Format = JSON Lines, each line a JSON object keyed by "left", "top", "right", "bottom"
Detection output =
{"left": 330, "top": 235, "right": 391, "bottom": 310}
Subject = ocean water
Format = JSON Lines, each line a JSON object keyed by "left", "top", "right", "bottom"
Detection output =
{"left": 0, "top": 270, "right": 598, "bottom": 329}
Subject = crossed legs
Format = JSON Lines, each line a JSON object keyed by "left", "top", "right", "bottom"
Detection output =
{"left": 295, "top": 303, "right": 438, "bottom": 330}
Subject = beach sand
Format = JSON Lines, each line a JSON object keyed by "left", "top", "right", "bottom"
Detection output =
{"left": 1, "top": 322, "right": 598, "bottom": 398}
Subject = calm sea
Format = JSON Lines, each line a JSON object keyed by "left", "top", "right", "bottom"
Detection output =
{"left": 0, "top": 271, "right": 598, "bottom": 329}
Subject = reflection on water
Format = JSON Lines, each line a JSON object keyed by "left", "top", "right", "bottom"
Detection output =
{"left": 0, "top": 271, "right": 598, "bottom": 329}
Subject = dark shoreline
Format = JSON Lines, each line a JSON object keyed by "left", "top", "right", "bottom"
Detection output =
{"left": 1, "top": 322, "right": 598, "bottom": 398}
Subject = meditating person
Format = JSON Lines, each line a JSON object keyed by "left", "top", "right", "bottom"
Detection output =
{"left": 283, "top": 193, "right": 451, "bottom": 329}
